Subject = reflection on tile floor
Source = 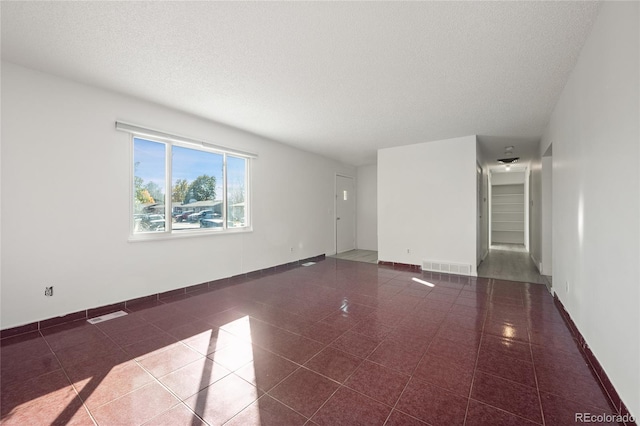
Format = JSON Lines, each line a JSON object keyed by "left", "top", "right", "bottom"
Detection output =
{"left": 0, "top": 258, "right": 621, "bottom": 425}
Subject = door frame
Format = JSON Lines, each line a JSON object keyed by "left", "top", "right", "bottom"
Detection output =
{"left": 476, "top": 162, "right": 483, "bottom": 267}
{"left": 335, "top": 173, "right": 356, "bottom": 254}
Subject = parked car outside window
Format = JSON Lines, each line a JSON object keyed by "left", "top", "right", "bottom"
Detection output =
{"left": 200, "top": 211, "right": 223, "bottom": 228}
{"left": 137, "top": 214, "right": 165, "bottom": 231}
{"left": 175, "top": 211, "right": 194, "bottom": 222}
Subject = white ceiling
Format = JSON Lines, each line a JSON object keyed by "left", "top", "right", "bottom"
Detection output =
{"left": 1, "top": 1, "right": 600, "bottom": 166}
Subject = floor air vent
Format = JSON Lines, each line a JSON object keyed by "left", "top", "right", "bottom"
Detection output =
{"left": 87, "top": 310, "right": 128, "bottom": 324}
{"left": 422, "top": 261, "right": 472, "bottom": 276}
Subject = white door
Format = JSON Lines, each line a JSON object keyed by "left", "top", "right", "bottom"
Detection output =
{"left": 336, "top": 175, "right": 356, "bottom": 254}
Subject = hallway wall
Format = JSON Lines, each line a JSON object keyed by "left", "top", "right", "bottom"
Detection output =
{"left": 540, "top": 2, "right": 639, "bottom": 417}
{"left": 476, "top": 141, "right": 490, "bottom": 264}
{"left": 378, "top": 135, "right": 477, "bottom": 274}
{"left": 356, "top": 164, "right": 378, "bottom": 251}
{"left": 541, "top": 155, "right": 552, "bottom": 275}
{"left": 529, "top": 160, "right": 542, "bottom": 272}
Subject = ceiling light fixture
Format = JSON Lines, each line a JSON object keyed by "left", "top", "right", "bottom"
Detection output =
{"left": 497, "top": 157, "right": 519, "bottom": 165}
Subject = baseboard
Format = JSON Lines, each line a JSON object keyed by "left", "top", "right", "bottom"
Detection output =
{"left": 553, "top": 294, "right": 637, "bottom": 426}
{"left": 481, "top": 249, "right": 488, "bottom": 262}
{"left": 530, "top": 253, "right": 542, "bottom": 273}
{"left": 377, "top": 260, "right": 421, "bottom": 270}
{"left": 0, "top": 253, "right": 326, "bottom": 339}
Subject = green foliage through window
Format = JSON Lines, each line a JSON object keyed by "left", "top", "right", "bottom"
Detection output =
{"left": 132, "top": 137, "right": 248, "bottom": 235}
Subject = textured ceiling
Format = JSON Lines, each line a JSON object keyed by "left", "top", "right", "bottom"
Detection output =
{"left": 1, "top": 1, "right": 600, "bottom": 166}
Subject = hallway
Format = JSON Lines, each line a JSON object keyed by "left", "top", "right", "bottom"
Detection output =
{"left": 478, "top": 244, "right": 548, "bottom": 285}
{"left": 330, "top": 250, "right": 378, "bottom": 264}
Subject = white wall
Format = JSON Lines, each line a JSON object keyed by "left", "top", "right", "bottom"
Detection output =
{"left": 540, "top": 155, "right": 552, "bottom": 275}
{"left": 540, "top": 2, "right": 639, "bottom": 418}
{"left": 0, "top": 62, "right": 355, "bottom": 329}
{"left": 529, "top": 160, "right": 542, "bottom": 272}
{"left": 356, "top": 164, "right": 378, "bottom": 251}
{"left": 476, "top": 140, "right": 490, "bottom": 263}
{"left": 378, "top": 135, "right": 477, "bottom": 274}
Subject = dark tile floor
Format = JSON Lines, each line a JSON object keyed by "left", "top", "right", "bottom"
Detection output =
{"left": 0, "top": 258, "right": 620, "bottom": 425}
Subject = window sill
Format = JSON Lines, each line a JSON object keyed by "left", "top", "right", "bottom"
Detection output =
{"left": 128, "top": 226, "right": 253, "bottom": 242}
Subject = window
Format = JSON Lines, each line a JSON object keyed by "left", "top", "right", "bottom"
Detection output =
{"left": 133, "top": 138, "right": 167, "bottom": 233}
{"left": 124, "top": 123, "right": 252, "bottom": 239}
{"left": 171, "top": 145, "right": 224, "bottom": 232}
{"left": 226, "top": 156, "right": 247, "bottom": 228}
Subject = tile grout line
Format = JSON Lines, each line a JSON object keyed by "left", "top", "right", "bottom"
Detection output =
{"left": 461, "top": 278, "right": 491, "bottom": 426}
{"left": 468, "top": 280, "right": 549, "bottom": 425}
{"left": 37, "top": 328, "right": 100, "bottom": 426}
{"left": 259, "top": 273, "right": 428, "bottom": 424}
{"left": 212, "top": 308, "right": 349, "bottom": 424}
{"left": 4, "top": 265, "right": 601, "bottom": 426}
{"left": 529, "top": 334, "right": 547, "bottom": 426}
{"left": 250, "top": 271, "right": 518, "bottom": 424}
{"left": 467, "top": 291, "right": 548, "bottom": 424}
{"left": 254, "top": 366, "right": 312, "bottom": 422}
{"left": 380, "top": 375, "right": 414, "bottom": 425}
{"left": 142, "top": 310, "right": 318, "bottom": 425}
{"left": 128, "top": 341, "right": 209, "bottom": 425}
{"left": 251, "top": 273, "right": 573, "bottom": 423}
{"left": 381, "top": 282, "right": 469, "bottom": 424}
{"left": 87, "top": 318, "right": 207, "bottom": 425}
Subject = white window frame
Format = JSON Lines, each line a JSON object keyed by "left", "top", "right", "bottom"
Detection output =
{"left": 118, "top": 122, "right": 254, "bottom": 241}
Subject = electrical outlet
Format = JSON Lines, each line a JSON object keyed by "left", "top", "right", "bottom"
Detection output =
{"left": 290, "top": 247, "right": 294, "bottom": 252}
{"left": 45, "top": 286, "right": 53, "bottom": 297}
{"left": 565, "top": 281, "right": 569, "bottom": 293}
{"left": 407, "top": 248, "right": 411, "bottom": 254}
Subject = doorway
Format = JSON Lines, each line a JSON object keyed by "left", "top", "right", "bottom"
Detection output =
{"left": 335, "top": 175, "right": 356, "bottom": 254}
{"left": 491, "top": 183, "right": 525, "bottom": 246}
{"left": 477, "top": 244, "right": 546, "bottom": 283}
{"left": 479, "top": 169, "right": 545, "bottom": 283}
